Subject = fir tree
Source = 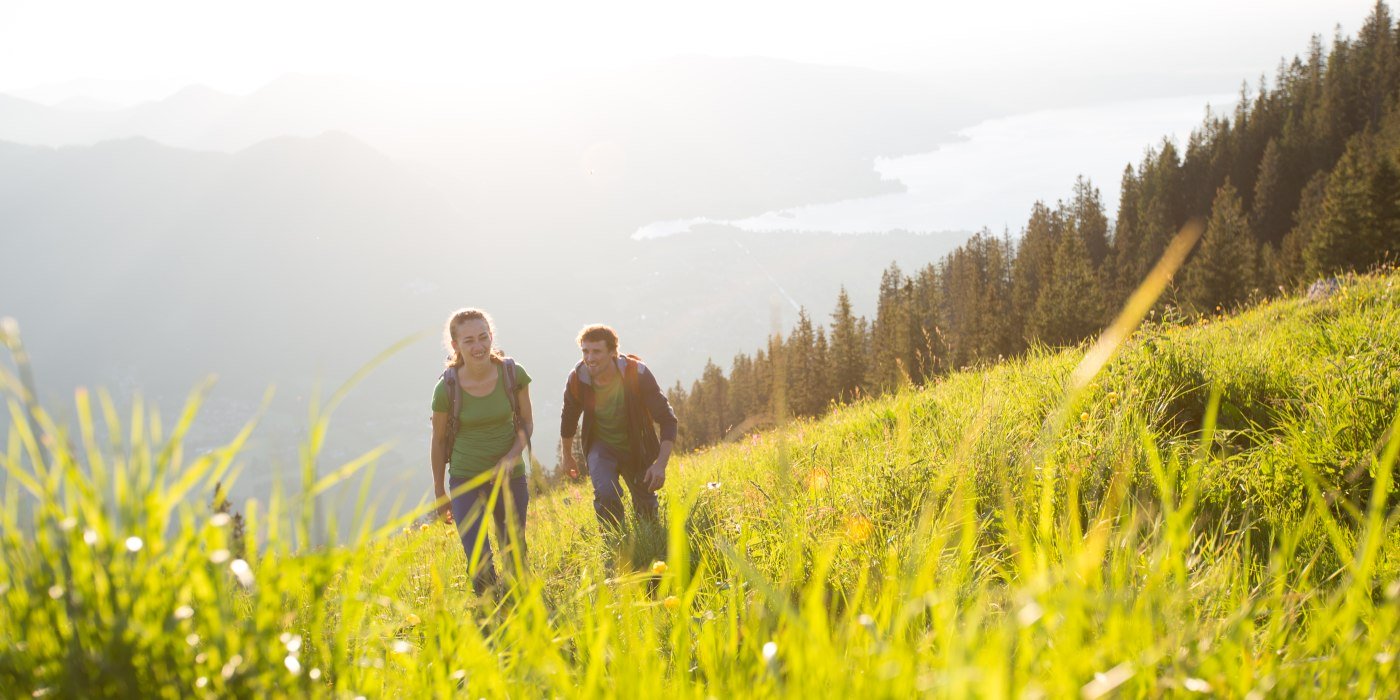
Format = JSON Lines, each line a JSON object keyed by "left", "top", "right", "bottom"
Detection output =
{"left": 828, "top": 287, "right": 869, "bottom": 403}
{"left": 869, "top": 264, "right": 911, "bottom": 390}
{"left": 1181, "top": 180, "right": 1259, "bottom": 311}
{"left": 1029, "top": 222, "right": 1104, "bottom": 345}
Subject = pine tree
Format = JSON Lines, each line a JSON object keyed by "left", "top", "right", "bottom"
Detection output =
{"left": 1181, "top": 180, "right": 1259, "bottom": 311}
{"left": 667, "top": 381, "right": 691, "bottom": 449}
{"left": 1029, "top": 223, "right": 1104, "bottom": 345}
{"left": 1306, "top": 137, "right": 1386, "bottom": 276}
{"left": 813, "top": 327, "right": 833, "bottom": 409}
{"left": 1067, "top": 176, "right": 1111, "bottom": 267}
{"left": 697, "top": 359, "right": 729, "bottom": 443}
{"left": 909, "top": 265, "right": 946, "bottom": 382}
{"left": 828, "top": 287, "right": 869, "bottom": 403}
{"left": 869, "top": 264, "right": 911, "bottom": 390}
{"left": 727, "top": 353, "right": 755, "bottom": 428}
{"left": 1251, "top": 138, "right": 1291, "bottom": 246}
{"left": 1010, "top": 202, "right": 1062, "bottom": 348}
{"left": 785, "top": 309, "right": 826, "bottom": 418}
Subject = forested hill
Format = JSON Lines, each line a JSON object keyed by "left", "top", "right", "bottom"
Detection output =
{"left": 666, "top": 2, "right": 1400, "bottom": 451}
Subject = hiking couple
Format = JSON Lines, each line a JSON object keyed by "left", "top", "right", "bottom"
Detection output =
{"left": 429, "top": 309, "right": 677, "bottom": 595}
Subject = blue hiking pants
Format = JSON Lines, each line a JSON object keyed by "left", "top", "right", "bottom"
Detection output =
{"left": 587, "top": 442, "right": 658, "bottom": 528}
{"left": 448, "top": 473, "right": 529, "bottom": 595}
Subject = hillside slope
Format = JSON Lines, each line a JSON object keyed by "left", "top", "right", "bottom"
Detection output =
{"left": 2, "top": 272, "right": 1397, "bottom": 697}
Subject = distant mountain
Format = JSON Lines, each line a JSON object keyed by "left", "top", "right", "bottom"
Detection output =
{"left": 0, "top": 60, "right": 984, "bottom": 236}
{"left": 0, "top": 132, "right": 962, "bottom": 460}
{"left": 0, "top": 133, "right": 469, "bottom": 394}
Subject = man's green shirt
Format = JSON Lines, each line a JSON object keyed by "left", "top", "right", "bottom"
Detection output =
{"left": 592, "top": 373, "right": 631, "bottom": 456}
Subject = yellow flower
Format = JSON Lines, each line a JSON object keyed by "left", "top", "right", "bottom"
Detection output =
{"left": 406, "top": 613, "right": 421, "bottom": 626}
{"left": 844, "top": 515, "right": 873, "bottom": 543}
{"left": 663, "top": 596, "right": 680, "bottom": 610}
{"left": 1079, "top": 412, "right": 1090, "bottom": 423}
{"left": 651, "top": 560, "right": 668, "bottom": 576}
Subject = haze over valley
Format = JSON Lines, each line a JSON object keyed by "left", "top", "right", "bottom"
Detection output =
{"left": 1, "top": 0, "right": 1379, "bottom": 525}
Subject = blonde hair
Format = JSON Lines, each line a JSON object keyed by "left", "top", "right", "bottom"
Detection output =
{"left": 444, "top": 308, "right": 505, "bottom": 368}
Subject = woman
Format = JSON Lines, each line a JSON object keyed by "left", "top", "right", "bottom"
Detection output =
{"left": 430, "top": 308, "right": 532, "bottom": 596}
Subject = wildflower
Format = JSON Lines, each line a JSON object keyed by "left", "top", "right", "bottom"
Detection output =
{"left": 844, "top": 515, "right": 873, "bottom": 543}
{"left": 309, "top": 668, "right": 323, "bottom": 681}
{"left": 762, "top": 641, "right": 778, "bottom": 662}
{"left": 210, "top": 549, "right": 231, "bottom": 564}
{"left": 391, "top": 640, "right": 412, "bottom": 654}
{"left": 229, "top": 559, "right": 255, "bottom": 588}
{"left": 406, "top": 613, "right": 422, "bottom": 626}
{"left": 1079, "top": 412, "right": 1090, "bottom": 423}
{"left": 125, "top": 536, "right": 144, "bottom": 553}
{"left": 651, "top": 560, "right": 668, "bottom": 576}
{"left": 1018, "top": 600, "right": 1043, "bottom": 626}
{"left": 82, "top": 529, "right": 98, "bottom": 546}
{"left": 663, "top": 596, "right": 680, "bottom": 610}
{"left": 1183, "top": 678, "right": 1211, "bottom": 693}
{"left": 47, "top": 586, "right": 64, "bottom": 600}
{"left": 186, "top": 633, "right": 200, "bottom": 647}
{"left": 419, "top": 523, "right": 430, "bottom": 532}
{"left": 221, "top": 654, "right": 243, "bottom": 680}
{"left": 1082, "top": 662, "right": 1133, "bottom": 699}
{"left": 286, "top": 635, "right": 303, "bottom": 653}
{"left": 705, "top": 481, "right": 722, "bottom": 490}
{"left": 210, "top": 513, "right": 231, "bottom": 528}
{"left": 174, "top": 605, "right": 194, "bottom": 621}
{"left": 59, "top": 517, "right": 76, "bottom": 531}
{"left": 285, "top": 656, "right": 302, "bottom": 675}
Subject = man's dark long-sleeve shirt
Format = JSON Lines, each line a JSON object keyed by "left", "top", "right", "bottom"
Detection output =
{"left": 561, "top": 356, "right": 677, "bottom": 472}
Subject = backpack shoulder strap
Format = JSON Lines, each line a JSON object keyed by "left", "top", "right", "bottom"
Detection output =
{"left": 622, "top": 354, "right": 642, "bottom": 394}
{"left": 443, "top": 367, "right": 461, "bottom": 417}
{"left": 500, "top": 357, "right": 532, "bottom": 448}
{"left": 501, "top": 357, "right": 521, "bottom": 418}
{"left": 440, "top": 367, "right": 461, "bottom": 457}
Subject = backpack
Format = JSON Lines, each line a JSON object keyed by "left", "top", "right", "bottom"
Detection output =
{"left": 437, "top": 357, "right": 528, "bottom": 465}
{"left": 566, "top": 354, "right": 656, "bottom": 473}
{"left": 567, "top": 354, "right": 646, "bottom": 411}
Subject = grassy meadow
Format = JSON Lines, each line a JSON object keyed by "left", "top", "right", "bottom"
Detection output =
{"left": 2, "top": 271, "right": 1399, "bottom": 698}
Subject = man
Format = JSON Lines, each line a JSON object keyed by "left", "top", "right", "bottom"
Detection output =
{"left": 560, "top": 324, "right": 677, "bottom": 528}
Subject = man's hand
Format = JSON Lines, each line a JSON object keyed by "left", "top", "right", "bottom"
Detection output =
{"left": 562, "top": 453, "right": 580, "bottom": 480}
{"left": 435, "top": 487, "right": 454, "bottom": 525}
{"left": 643, "top": 460, "right": 667, "bottom": 491}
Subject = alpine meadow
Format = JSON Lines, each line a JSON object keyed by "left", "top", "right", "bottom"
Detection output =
{"left": 4, "top": 2, "right": 1400, "bottom": 699}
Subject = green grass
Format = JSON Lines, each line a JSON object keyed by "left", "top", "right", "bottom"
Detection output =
{"left": 2, "top": 272, "right": 1399, "bottom": 697}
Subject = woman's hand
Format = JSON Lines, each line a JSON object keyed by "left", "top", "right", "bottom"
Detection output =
{"left": 435, "top": 485, "right": 454, "bottom": 524}
{"left": 497, "top": 448, "right": 523, "bottom": 472}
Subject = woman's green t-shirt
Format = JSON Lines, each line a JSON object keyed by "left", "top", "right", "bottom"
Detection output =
{"left": 432, "top": 363, "right": 531, "bottom": 479}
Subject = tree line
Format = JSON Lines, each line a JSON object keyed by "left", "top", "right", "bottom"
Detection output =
{"left": 667, "top": 2, "right": 1400, "bottom": 451}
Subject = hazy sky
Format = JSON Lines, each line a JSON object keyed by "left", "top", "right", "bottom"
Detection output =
{"left": 0, "top": 0, "right": 1379, "bottom": 102}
